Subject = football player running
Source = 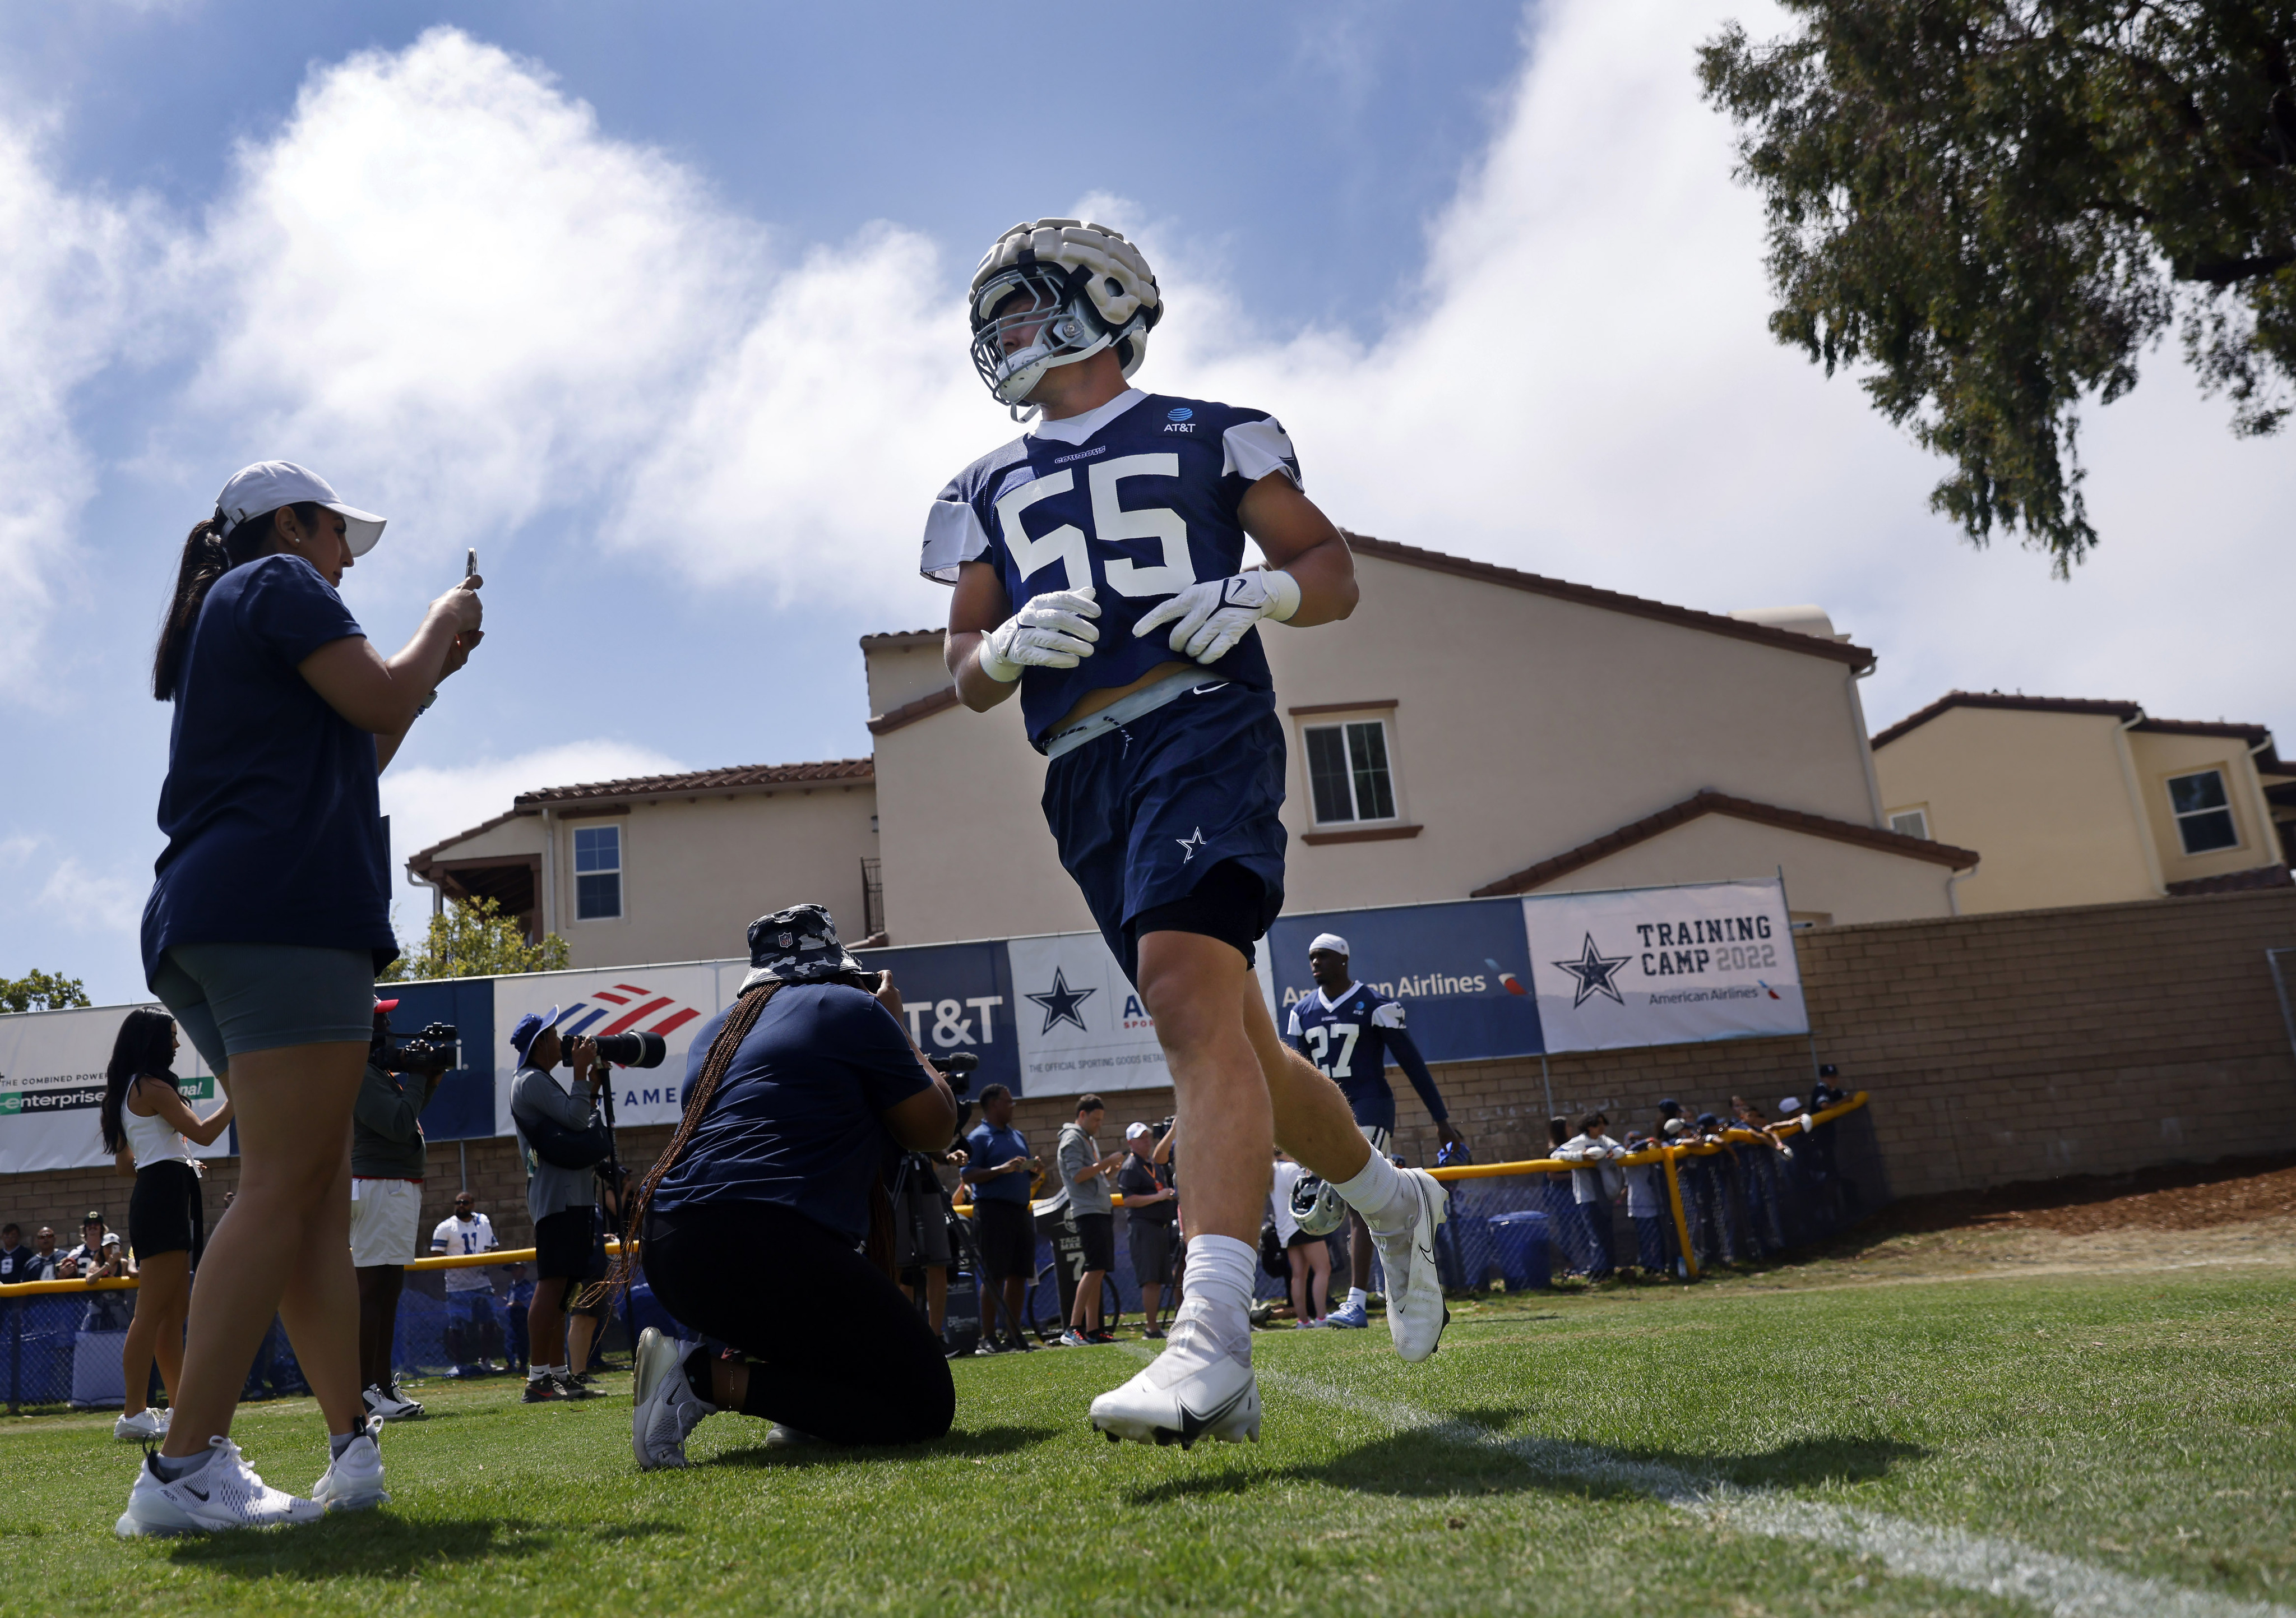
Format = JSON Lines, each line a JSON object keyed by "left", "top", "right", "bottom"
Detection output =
{"left": 1285, "top": 933, "right": 1468, "bottom": 1329}
{"left": 924, "top": 219, "right": 1450, "bottom": 1449}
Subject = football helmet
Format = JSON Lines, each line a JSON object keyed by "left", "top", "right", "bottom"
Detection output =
{"left": 1289, "top": 1169, "right": 1348, "bottom": 1237}
{"left": 969, "top": 219, "right": 1161, "bottom": 407}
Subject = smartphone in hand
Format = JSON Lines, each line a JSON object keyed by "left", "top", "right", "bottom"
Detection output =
{"left": 466, "top": 547, "right": 479, "bottom": 583}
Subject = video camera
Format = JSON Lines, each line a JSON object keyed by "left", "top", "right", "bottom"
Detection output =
{"left": 375, "top": 1021, "right": 461, "bottom": 1076}
{"left": 926, "top": 1050, "right": 976, "bottom": 1098}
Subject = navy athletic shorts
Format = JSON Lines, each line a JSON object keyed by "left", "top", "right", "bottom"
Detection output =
{"left": 1040, "top": 679, "right": 1287, "bottom": 985}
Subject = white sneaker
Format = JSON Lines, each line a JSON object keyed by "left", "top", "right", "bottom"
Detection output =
{"left": 115, "top": 1436, "right": 323, "bottom": 1537}
{"left": 363, "top": 1384, "right": 425, "bottom": 1422}
{"left": 631, "top": 1328, "right": 712, "bottom": 1472}
{"left": 115, "top": 1407, "right": 169, "bottom": 1441}
{"left": 312, "top": 1417, "right": 389, "bottom": 1512}
{"left": 1089, "top": 1312, "right": 1261, "bottom": 1450}
{"left": 1370, "top": 1168, "right": 1451, "bottom": 1362}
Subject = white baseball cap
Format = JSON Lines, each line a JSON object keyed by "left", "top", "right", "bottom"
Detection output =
{"left": 215, "top": 461, "right": 386, "bottom": 556}
{"left": 1126, "top": 1122, "right": 1152, "bottom": 1140}
{"left": 1308, "top": 932, "right": 1349, "bottom": 956}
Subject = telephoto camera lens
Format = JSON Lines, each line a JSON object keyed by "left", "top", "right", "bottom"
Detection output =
{"left": 590, "top": 1030, "right": 667, "bottom": 1068}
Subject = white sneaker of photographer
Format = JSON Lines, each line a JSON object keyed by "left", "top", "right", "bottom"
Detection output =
{"left": 312, "top": 1417, "right": 389, "bottom": 1512}
{"left": 1089, "top": 1308, "right": 1260, "bottom": 1450}
{"left": 115, "top": 1407, "right": 170, "bottom": 1441}
{"left": 115, "top": 1437, "right": 323, "bottom": 1537}
{"left": 1368, "top": 1167, "right": 1451, "bottom": 1363}
{"left": 632, "top": 1328, "right": 712, "bottom": 1471}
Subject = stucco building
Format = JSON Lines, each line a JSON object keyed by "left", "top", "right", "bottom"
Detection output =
{"left": 1872, "top": 692, "right": 2295, "bottom": 915}
{"left": 411, "top": 535, "right": 1971, "bottom": 959}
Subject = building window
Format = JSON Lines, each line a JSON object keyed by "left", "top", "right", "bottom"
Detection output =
{"left": 2167, "top": 769, "right": 2239, "bottom": 855}
{"left": 1888, "top": 808, "right": 1931, "bottom": 840}
{"left": 1304, "top": 720, "right": 1397, "bottom": 824}
{"left": 573, "top": 825, "right": 623, "bottom": 919}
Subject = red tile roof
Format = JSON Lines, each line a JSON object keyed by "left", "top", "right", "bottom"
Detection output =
{"left": 1872, "top": 690, "right": 2280, "bottom": 751}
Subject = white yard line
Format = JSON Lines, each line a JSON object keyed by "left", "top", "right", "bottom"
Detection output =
{"left": 1254, "top": 1369, "right": 2293, "bottom": 1618}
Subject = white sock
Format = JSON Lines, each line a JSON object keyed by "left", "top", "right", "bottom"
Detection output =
{"left": 1165, "top": 1234, "right": 1257, "bottom": 1362}
{"left": 153, "top": 1445, "right": 217, "bottom": 1482}
{"left": 1334, "top": 1151, "right": 1410, "bottom": 1232}
{"left": 531, "top": 1362, "right": 564, "bottom": 1381}
{"left": 1346, "top": 1287, "right": 1367, "bottom": 1309}
{"left": 328, "top": 1430, "right": 358, "bottom": 1460}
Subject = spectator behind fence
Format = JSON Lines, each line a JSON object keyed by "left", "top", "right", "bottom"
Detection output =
{"left": 1556, "top": 1113, "right": 1626, "bottom": 1280}
{"left": 429, "top": 1192, "right": 502, "bottom": 1379}
{"left": 101, "top": 1009, "right": 234, "bottom": 1441}
{"left": 508, "top": 1009, "right": 608, "bottom": 1405}
{"left": 1269, "top": 1152, "right": 1332, "bottom": 1326}
{"left": 125, "top": 461, "right": 484, "bottom": 1537}
{"left": 625, "top": 904, "right": 957, "bottom": 1471}
{"left": 1730, "top": 1096, "right": 1791, "bottom": 1256}
{"left": 62, "top": 1212, "right": 112, "bottom": 1278}
{"left": 1117, "top": 1121, "right": 1179, "bottom": 1339}
{"left": 1620, "top": 1130, "right": 1674, "bottom": 1277}
{"left": 84, "top": 1234, "right": 138, "bottom": 1332}
{"left": 960, "top": 1084, "right": 1039, "bottom": 1355}
{"left": 353, "top": 1000, "right": 445, "bottom": 1423}
{"left": 1057, "top": 1095, "right": 1125, "bottom": 1347}
{"left": 0, "top": 1223, "right": 33, "bottom": 1285}
{"left": 28, "top": 1227, "right": 67, "bottom": 1281}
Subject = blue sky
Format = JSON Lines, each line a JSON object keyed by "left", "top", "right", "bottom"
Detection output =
{"left": 3, "top": 1, "right": 2289, "bottom": 1002}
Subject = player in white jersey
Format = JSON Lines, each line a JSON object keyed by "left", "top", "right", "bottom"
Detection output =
{"left": 925, "top": 220, "right": 1450, "bottom": 1448}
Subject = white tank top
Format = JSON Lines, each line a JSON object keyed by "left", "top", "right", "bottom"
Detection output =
{"left": 124, "top": 1078, "right": 198, "bottom": 1171}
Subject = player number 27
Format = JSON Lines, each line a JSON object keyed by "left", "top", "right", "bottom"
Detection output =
{"left": 996, "top": 454, "right": 1195, "bottom": 597}
{"left": 1302, "top": 1021, "right": 1360, "bottom": 1079}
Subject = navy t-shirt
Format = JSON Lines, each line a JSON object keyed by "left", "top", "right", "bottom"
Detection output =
{"left": 650, "top": 983, "right": 933, "bottom": 1243}
{"left": 141, "top": 554, "right": 396, "bottom": 984}
{"left": 964, "top": 1121, "right": 1032, "bottom": 1206}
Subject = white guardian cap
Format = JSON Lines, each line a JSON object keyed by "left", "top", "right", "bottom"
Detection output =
{"left": 968, "top": 219, "right": 1161, "bottom": 407}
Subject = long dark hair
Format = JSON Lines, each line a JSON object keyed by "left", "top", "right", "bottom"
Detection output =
{"left": 101, "top": 1009, "right": 180, "bottom": 1157}
{"left": 151, "top": 501, "right": 322, "bottom": 701}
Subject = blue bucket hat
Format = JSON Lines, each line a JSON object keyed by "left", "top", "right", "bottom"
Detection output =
{"left": 738, "top": 904, "right": 870, "bottom": 994}
{"left": 508, "top": 1005, "right": 561, "bottom": 1064}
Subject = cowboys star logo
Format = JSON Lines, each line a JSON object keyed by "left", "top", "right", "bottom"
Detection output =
{"left": 1024, "top": 967, "right": 1097, "bottom": 1034}
{"left": 1552, "top": 933, "right": 1632, "bottom": 1008}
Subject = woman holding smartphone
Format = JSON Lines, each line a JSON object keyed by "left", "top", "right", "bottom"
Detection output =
{"left": 119, "top": 462, "right": 482, "bottom": 1538}
{"left": 101, "top": 1009, "right": 234, "bottom": 1442}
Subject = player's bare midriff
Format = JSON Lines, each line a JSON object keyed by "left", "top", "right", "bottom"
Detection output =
{"left": 1052, "top": 659, "right": 1198, "bottom": 733}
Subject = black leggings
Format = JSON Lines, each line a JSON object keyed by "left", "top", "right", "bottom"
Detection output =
{"left": 644, "top": 1201, "right": 954, "bottom": 1446}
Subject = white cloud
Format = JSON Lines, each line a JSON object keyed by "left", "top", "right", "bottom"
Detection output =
{"left": 36, "top": 856, "right": 146, "bottom": 935}
{"left": 381, "top": 739, "right": 686, "bottom": 880}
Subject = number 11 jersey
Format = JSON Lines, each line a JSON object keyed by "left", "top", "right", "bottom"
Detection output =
{"left": 919, "top": 387, "right": 1303, "bottom": 752}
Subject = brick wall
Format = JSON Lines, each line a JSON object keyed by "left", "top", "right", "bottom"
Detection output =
{"left": 8, "top": 889, "right": 2290, "bottom": 1238}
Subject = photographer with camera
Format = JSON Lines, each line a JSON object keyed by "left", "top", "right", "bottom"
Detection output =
{"left": 507, "top": 1008, "right": 610, "bottom": 1404}
{"left": 626, "top": 904, "right": 958, "bottom": 1471}
{"left": 349, "top": 998, "right": 453, "bottom": 1421}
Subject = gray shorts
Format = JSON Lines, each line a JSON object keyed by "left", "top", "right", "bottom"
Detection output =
{"left": 153, "top": 944, "right": 376, "bottom": 1072}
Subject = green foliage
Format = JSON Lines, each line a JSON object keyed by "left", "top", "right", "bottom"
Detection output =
{"left": 0, "top": 967, "right": 92, "bottom": 1014}
{"left": 1700, "top": 2, "right": 2296, "bottom": 571}
{"left": 381, "top": 896, "right": 570, "bottom": 982}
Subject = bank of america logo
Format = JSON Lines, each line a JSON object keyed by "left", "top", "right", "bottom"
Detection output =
{"left": 556, "top": 982, "right": 702, "bottom": 1043}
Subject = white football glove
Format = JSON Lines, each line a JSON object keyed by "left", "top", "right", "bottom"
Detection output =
{"left": 977, "top": 586, "right": 1101, "bottom": 682}
{"left": 1132, "top": 570, "right": 1302, "bottom": 665}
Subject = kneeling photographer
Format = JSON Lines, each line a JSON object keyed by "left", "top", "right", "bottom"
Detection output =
{"left": 626, "top": 904, "right": 959, "bottom": 1470}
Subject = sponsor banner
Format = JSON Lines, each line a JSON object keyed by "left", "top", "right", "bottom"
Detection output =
{"left": 1006, "top": 932, "right": 1170, "bottom": 1097}
{"left": 494, "top": 964, "right": 734, "bottom": 1133}
{"left": 1265, "top": 899, "right": 1547, "bottom": 1063}
{"left": 855, "top": 940, "right": 1019, "bottom": 1097}
{"left": 0, "top": 1004, "right": 227, "bottom": 1174}
{"left": 1521, "top": 878, "right": 1807, "bottom": 1053}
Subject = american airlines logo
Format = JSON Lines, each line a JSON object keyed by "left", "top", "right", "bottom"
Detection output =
{"left": 555, "top": 982, "right": 703, "bottom": 1044}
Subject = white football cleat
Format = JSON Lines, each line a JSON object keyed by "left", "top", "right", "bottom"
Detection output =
{"left": 1370, "top": 1168, "right": 1451, "bottom": 1363}
{"left": 1089, "top": 1314, "right": 1261, "bottom": 1450}
{"left": 115, "top": 1407, "right": 169, "bottom": 1441}
{"left": 115, "top": 1436, "right": 323, "bottom": 1537}
{"left": 312, "top": 1416, "right": 389, "bottom": 1512}
{"left": 631, "top": 1328, "right": 712, "bottom": 1471}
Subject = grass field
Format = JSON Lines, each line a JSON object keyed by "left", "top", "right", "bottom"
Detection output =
{"left": 4, "top": 1255, "right": 2292, "bottom": 1617}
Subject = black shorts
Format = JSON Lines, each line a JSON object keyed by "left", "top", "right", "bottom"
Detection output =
{"left": 1284, "top": 1228, "right": 1325, "bottom": 1251}
{"left": 892, "top": 1189, "right": 953, "bottom": 1269}
{"left": 1128, "top": 1217, "right": 1177, "bottom": 1285}
{"left": 128, "top": 1161, "right": 205, "bottom": 1263}
{"left": 973, "top": 1199, "right": 1035, "bottom": 1282}
{"left": 534, "top": 1206, "right": 599, "bottom": 1282}
{"left": 1073, "top": 1211, "right": 1115, "bottom": 1274}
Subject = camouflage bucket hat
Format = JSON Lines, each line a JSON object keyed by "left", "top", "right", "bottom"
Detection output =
{"left": 739, "top": 903, "right": 870, "bottom": 993}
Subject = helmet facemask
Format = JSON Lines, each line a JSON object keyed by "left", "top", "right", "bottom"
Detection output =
{"left": 970, "top": 263, "right": 1145, "bottom": 408}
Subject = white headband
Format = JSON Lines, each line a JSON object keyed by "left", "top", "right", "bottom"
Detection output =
{"left": 1309, "top": 932, "right": 1349, "bottom": 956}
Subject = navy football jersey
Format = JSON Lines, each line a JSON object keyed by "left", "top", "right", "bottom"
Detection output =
{"left": 1285, "top": 983, "right": 1449, "bottom": 1130}
{"left": 921, "top": 389, "right": 1303, "bottom": 750}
